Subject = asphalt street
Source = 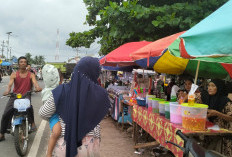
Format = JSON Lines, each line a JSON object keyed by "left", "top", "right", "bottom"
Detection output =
{"left": 0, "top": 76, "right": 50, "bottom": 157}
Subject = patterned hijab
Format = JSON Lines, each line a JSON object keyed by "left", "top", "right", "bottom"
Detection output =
{"left": 41, "top": 64, "right": 60, "bottom": 103}
{"left": 52, "top": 57, "right": 110, "bottom": 157}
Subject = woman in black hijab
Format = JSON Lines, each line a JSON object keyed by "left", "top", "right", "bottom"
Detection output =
{"left": 201, "top": 79, "right": 232, "bottom": 123}
{"left": 200, "top": 79, "right": 232, "bottom": 156}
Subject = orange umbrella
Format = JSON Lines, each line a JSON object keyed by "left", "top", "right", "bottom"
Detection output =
{"left": 130, "top": 31, "right": 185, "bottom": 64}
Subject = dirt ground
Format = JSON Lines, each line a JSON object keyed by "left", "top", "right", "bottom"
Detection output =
{"left": 100, "top": 117, "right": 173, "bottom": 157}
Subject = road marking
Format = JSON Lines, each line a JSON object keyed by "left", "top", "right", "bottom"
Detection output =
{"left": 27, "top": 120, "right": 47, "bottom": 157}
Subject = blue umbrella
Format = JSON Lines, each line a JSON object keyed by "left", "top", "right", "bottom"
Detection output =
{"left": 1, "top": 61, "right": 12, "bottom": 66}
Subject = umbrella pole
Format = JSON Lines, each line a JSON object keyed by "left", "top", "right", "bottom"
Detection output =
{"left": 143, "top": 69, "right": 145, "bottom": 80}
{"left": 194, "top": 61, "right": 200, "bottom": 84}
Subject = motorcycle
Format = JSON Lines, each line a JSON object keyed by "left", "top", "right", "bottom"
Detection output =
{"left": 166, "top": 130, "right": 226, "bottom": 157}
{"left": 2, "top": 91, "right": 34, "bottom": 156}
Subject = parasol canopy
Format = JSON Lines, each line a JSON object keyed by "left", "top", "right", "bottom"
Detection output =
{"left": 99, "top": 41, "right": 151, "bottom": 67}
{"left": 130, "top": 31, "right": 185, "bottom": 68}
{"left": 179, "top": 0, "right": 232, "bottom": 58}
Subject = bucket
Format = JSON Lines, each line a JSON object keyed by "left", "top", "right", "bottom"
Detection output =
{"left": 181, "top": 103, "right": 208, "bottom": 131}
{"left": 170, "top": 102, "right": 182, "bottom": 124}
{"left": 165, "top": 103, "right": 170, "bottom": 119}
{"left": 159, "top": 101, "right": 168, "bottom": 116}
{"left": 136, "top": 98, "right": 146, "bottom": 107}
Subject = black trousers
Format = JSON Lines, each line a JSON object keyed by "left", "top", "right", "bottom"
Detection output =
{"left": 0, "top": 96, "right": 34, "bottom": 134}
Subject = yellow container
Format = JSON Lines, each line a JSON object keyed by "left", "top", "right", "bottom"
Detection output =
{"left": 181, "top": 103, "right": 208, "bottom": 131}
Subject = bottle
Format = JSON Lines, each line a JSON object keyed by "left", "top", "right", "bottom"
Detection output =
{"left": 179, "top": 96, "right": 184, "bottom": 104}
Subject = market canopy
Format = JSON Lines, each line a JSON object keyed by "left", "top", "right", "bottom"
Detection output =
{"left": 154, "top": 49, "right": 232, "bottom": 79}
{"left": 180, "top": 0, "right": 232, "bottom": 58}
{"left": 167, "top": 39, "right": 232, "bottom": 79}
{"left": 99, "top": 41, "right": 151, "bottom": 67}
{"left": 130, "top": 31, "right": 185, "bottom": 68}
{"left": 170, "top": 38, "right": 232, "bottom": 63}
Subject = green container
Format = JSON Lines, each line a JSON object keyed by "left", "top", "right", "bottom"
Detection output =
{"left": 165, "top": 111, "right": 170, "bottom": 119}
{"left": 165, "top": 103, "right": 170, "bottom": 119}
{"left": 170, "top": 96, "right": 177, "bottom": 102}
{"left": 159, "top": 101, "right": 169, "bottom": 116}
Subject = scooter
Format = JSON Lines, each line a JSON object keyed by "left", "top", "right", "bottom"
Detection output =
{"left": 166, "top": 130, "right": 226, "bottom": 157}
{"left": 2, "top": 91, "right": 33, "bottom": 156}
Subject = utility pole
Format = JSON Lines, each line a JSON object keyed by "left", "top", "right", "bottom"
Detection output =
{"left": 10, "top": 47, "right": 12, "bottom": 60}
{"left": 6, "top": 32, "right": 12, "bottom": 61}
{"left": 55, "top": 29, "right": 60, "bottom": 61}
{"left": 1, "top": 40, "right": 5, "bottom": 58}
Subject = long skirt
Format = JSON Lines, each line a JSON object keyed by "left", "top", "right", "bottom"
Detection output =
{"left": 53, "top": 136, "right": 100, "bottom": 157}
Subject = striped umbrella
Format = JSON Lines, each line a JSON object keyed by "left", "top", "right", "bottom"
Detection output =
{"left": 179, "top": 0, "right": 232, "bottom": 58}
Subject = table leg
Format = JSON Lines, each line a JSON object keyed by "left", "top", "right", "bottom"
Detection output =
{"left": 134, "top": 122, "right": 139, "bottom": 145}
{"left": 122, "top": 103, "right": 124, "bottom": 130}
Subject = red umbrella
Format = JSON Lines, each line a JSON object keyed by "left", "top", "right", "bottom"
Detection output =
{"left": 99, "top": 41, "right": 151, "bottom": 67}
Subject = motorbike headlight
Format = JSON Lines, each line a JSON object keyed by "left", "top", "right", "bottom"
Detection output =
{"left": 16, "top": 94, "right": 22, "bottom": 99}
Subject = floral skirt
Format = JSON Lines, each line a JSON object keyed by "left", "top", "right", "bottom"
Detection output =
{"left": 53, "top": 136, "right": 100, "bottom": 157}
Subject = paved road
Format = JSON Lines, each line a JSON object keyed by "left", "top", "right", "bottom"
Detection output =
{"left": 0, "top": 76, "right": 50, "bottom": 157}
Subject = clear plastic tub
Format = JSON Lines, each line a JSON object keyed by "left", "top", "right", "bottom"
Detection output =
{"left": 170, "top": 102, "right": 182, "bottom": 124}
{"left": 146, "top": 95, "right": 156, "bottom": 105}
{"left": 148, "top": 98, "right": 153, "bottom": 112}
{"left": 151, "top": 99, "right": 159, "bottom": 113}
{"left": 151, "top": 98, "right": 164, "bottom": 113}
{"left": 181, "top": 103, "right": 208, "bottom": 131}
{"left": 159, "top": 101, "right": 169, "bottom": 116}
{"left": 165, "top": 103, "right": 170, "bottom": 119}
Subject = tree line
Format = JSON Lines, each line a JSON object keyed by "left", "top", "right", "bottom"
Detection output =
{"left": 25, "top": 53, "right": 45, "bottom": 65}
{"left": 66, "top": 0, "right": 228, "bottom": 55}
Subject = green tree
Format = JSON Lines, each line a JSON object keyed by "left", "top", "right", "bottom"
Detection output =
{"left": 33, "top": 56, "right": 39, "bottom": 65}
{"left": 25, "top": 53, "right": 33, "bottom": 64}
{"left": 66, "top": 0, "right": 228, "bottom": 55}
{"left": 38, "top": 56, "right": 45, "bottom": 65}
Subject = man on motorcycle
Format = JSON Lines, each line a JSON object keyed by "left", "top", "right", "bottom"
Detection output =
{"left": 0, "top": 56, "right": 42, "bottom": 141}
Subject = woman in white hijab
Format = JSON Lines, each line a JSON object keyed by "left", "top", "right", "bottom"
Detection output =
{"left": 40, "top": 64, "right": 63, "bottom": 157}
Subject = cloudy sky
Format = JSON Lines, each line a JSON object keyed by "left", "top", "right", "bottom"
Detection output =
{"left": 0, "top": 0, "right": 100, "bottom": 62}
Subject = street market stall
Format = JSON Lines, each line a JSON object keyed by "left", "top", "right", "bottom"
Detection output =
{"left": 130, "top": 103, "right": 232, "bottom": 157}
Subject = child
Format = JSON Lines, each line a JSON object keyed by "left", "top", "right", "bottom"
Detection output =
{"left": 40, "top": 64, "right": 63, "bottom": 157}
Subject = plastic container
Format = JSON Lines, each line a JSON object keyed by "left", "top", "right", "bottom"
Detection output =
{"left": 170, "top": 102, "right": 182, "bottom": 124}
{"left": 146, "top": 95, "right": 156, "bottom": 105}
{"left": 170, "top": 96, "right": 177, "bottom": 102}
{"left": 151, "top": 98, "right": 160, "bottom": 113}
{"left": 147, "top": 98, "right": 153, "bottom": 112}
{"left": 165, "top": 103, "right": 170, "bottom": 119}
{"left": 136, "top": 98, "right": 146, "bottom": 107}
{"left": 181, "top": 103, "right": 208, "bottom": 131}
{"left": 159, "top": 101, "right": 169, "bottom": 116}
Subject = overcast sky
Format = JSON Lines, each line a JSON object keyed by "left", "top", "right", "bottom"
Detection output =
{"left": 0, "top": 0, "right": 100, "bottom": 62}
